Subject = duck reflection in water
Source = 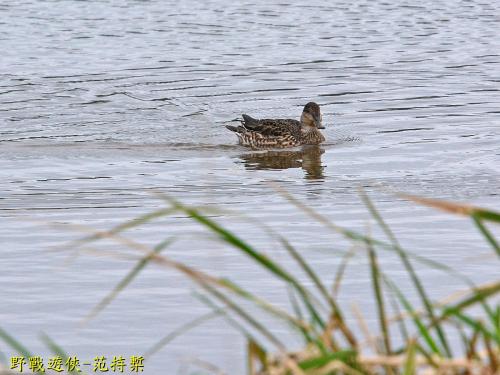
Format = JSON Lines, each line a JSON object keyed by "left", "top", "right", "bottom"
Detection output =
{"left": 238, "top": 145, "right": 325, "bottom": 180}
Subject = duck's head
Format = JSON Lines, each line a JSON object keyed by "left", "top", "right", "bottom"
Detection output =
{"left": 300, "top": 102, "right": 324, "bottom": 129}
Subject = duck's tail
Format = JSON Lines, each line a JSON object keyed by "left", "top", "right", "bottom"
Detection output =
{"left": 226, "top": 125, "right": 246, "bottom": 134}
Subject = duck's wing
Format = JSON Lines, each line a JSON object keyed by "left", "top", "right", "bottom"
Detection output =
{"left": 241, "top": 116, "right": 301, "bottom": 137}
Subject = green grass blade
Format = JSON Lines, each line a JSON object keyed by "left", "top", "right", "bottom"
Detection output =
{"left": 97, "top": 234, "right": 314, "bottom": 350}
{"left": 459, "top": 323, "right": 476, "bottom": 360}
{"left": 144, "top": 310, "right": 223, "bottom": 359}
{"left": 173, "top": 269, "right": 287, "bottom": 350}
{"left": 281, "top": 188, "right": 470, "bottom": 290}
{"left": 278, "top": 235, "right": 357, "bottom": 348}
{"left": 172, "top": 199, "right": 294, "bottom": 282}
{"left": 218, "top": 278, "right": 332, "bottom": 355}
{"left": 298, "top": 350, "right": 357, "bottom": 370}
{"left": 415, "top": 344, "right": 439, "bottom": 369}
{"left": 367, "top": 243, "right": 391, "bottom": 355}
{"left": 361, "top": 190, "right": 451, "bottom": 357}
{"left": 39, "top": 333, "right": 83, "bottom": 375}
{"left": 332, "top": 248, "right": 355, "bottom": 299}
{"left": 473, "top": 215, "right": 500, "bottom": 258}
{"left": 493, "top": 306, "right": 500, "bottom": 341}
{"left": 193, "top": 292, "right": 262, "bottom": 347}
{"left": 166, "top": 196, "right": 326, "bottom": 331}
{"left": 403, "top": 340, "right": 417, "bottom": 375}
{"left": 200, "top": 282, "right": 286, "bottom": 351}
{"left": 383, "top": 277, "right": 442, "bottom": 355}
{"left": 278, "top": 236, "right": 330, "bottom": 310}
{"left": 387, "top": 286, "right": 410, "bottom": 349}
{"left": 476, "top": 294, "right": 500, "bottom": 345}
{"left": 441, "top": 282, "right": 500, "bottom": 318}
{"left": 0, "top": 327, "right": 32, "bottom": 359}
{"left": 476, "top": 209, "right": 500, "bottom": 223}
{"left": 39, "top": 332, "right": 67, "bottom": 358}
{"left": 0, "top": 329, "right": 47, "bottom": 375}
{"left": 64, "top": 207, "right": 176, "bottom": 251}
{"left": 450, "top": 312, "right": 498, "bottom": 344}
{"left": 288, "top": 288, "right": 316, "bottom": 347}
{"left": 218, "top": 278, "right": 318, "bottom": 339}
{"left": 438, "top": 282, "right": 500, "bottom": 345}
{"left": 82, "top": 233, "right": 304, "bottom": 352}
{"left": 83, "top": 237, "right": 175, "bottom": 322}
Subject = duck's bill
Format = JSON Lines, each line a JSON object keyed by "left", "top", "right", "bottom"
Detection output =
{"left": 317, "top": 125, "right": 325, "bottom": 129}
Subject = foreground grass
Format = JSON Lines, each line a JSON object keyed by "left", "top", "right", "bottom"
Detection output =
{"left": 1, "top": 190, "right": 499, "bottom": 374}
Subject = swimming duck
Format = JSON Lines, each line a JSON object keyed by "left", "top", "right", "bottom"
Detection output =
{"left": 226, "top": 102, "right": 325, "bottom": 149}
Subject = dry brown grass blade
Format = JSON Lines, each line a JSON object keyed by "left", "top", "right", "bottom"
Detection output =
{"left": 466, "top": 327, "right": 481, "bottom": 361}
{"left": 261, "top": 352, "right": 494, "bottom": 375}
{"left": 307, "top": 360, "right": 365, "bottom": 375}
{"left": 182, "top": 357, "right": 227, "bottom": 375}
{"left": 359, "top": 354, "right": 483, "bottom": 371}
{"left": 282, "top": 356, "right": 307, "bottom": 375}
{"left": 398, "top": 193, "right": 500, "bottom": 222}
{"left": 319, "top": 313, "right": 339, "bottom": 352}
{"left": 331, "top": 246, "right": 357, "bottom": 299}
{"left": 51, "top": 218, "right": 315, "bottom": 339}
{"left": 399, "top": 193, "right": 478, "bottom": 215}
{"left": 388, "top": 280, "right": 500, "bottom": 324}
{"left": 483, "top": 334, "right": 499, "bottom": 373}
{"left": 351, "top": 303, "right": 378, "bottom": 353}
{"left": 41, "top": 219, "right": 310, "bottom": 351}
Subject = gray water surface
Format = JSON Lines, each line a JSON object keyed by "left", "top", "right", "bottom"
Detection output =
{"left": 1, "top": 0, "right": 499, "bottom": 373}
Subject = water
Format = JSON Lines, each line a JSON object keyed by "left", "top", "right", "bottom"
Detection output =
{"left": 1, "top": 0, "right": 499, "bottom": 373}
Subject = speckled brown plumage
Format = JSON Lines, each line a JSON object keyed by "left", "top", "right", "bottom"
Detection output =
{"left": 226, "top": 102, "right": 326, "bottom": 149}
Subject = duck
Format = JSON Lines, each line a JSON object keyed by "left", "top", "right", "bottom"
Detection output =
{"left": 226, "top": 102, "right": 325, "bottom": 149}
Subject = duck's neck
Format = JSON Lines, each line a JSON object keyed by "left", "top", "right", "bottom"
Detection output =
{"left": 300, "top": 112, "right": 314, "bottom": 126}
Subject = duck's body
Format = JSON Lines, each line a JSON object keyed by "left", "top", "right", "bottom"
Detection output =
{"left": 226, "top": 102, "right": 325, "bottom": 149}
